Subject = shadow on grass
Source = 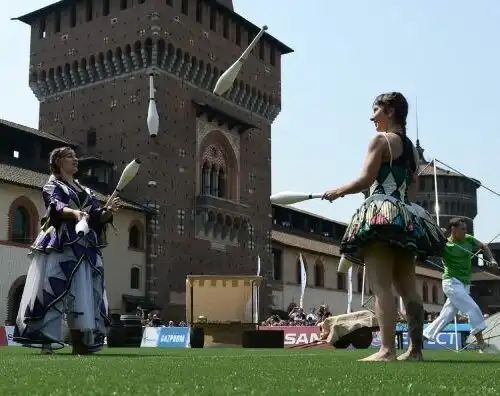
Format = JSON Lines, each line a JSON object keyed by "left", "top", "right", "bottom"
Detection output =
{"left": 92, "top": 353, "right": 163, "bottom": 358}
{"left": 423, "top": 359, "right": 500, "bottom": 364}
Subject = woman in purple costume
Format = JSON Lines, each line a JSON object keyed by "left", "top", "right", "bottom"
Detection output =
{"left": 13, "top": 147, "right": 121, "bottom": 355}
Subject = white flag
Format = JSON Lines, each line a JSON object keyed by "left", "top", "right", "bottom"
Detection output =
{"left": 347, "top": 266, "right": 353, "bottom": 313}
{"left": 299, "top": 254, "right": 307, "bottom": 309}
{"left": 399, "top": 297, "right": 405, "bottom": 317}
{"left": 254, "top": 256, "right": 261, "bottom": 323}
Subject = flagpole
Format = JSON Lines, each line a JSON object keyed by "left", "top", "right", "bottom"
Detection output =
{"left": 299, "top": 254, "right": 307, "bottom": 309}
{"left": 347, "top": 266, "right": 353, "bottom": 313}
{"left": 255, "top": 256, "right": 261, "bottom": 324}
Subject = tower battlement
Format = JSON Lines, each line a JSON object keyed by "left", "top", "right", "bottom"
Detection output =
{"left": 15, "top": 0, "right": 292, "bottom": 124}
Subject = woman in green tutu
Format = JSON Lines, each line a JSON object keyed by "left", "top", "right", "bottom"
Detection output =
{"left": 323, "top": 92, "right": 446, "bottom": 362}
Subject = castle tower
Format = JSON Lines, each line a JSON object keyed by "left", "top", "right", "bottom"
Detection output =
{"left": 414, "top": 140, "right": 479, "bottom": 234}
{"left": 15, "top": 0, "right": 292, "bottom": 319}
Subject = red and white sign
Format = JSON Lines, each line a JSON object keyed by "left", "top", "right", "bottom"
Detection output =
{"left": 0, "top": 327, "right": 7, "bottom": 346}
{"left": 259, "top": 326, "right": 321, "bottom": 347}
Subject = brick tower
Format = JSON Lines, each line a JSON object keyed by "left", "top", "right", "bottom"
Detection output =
{"left": 15, "top": 0, "right": 292, "bottom": 320}
{"left": 414, "top": 140, "right": 479, "bottom": 234}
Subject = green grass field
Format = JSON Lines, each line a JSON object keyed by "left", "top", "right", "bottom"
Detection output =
{"left": 1, "top": 347, "right": 499, "bottom": 395}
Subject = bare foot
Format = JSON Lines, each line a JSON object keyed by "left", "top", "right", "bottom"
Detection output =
{"left": 397, "top": 350, "right": 423, "bottom": 361}
{"left": 358, "top": 350, "right": 396, "bottom": 362}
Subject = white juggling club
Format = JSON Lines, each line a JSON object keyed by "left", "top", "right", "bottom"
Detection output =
{"left": 213, "top": 25, "right": 268, "bottom": 96}
{"left": 147, "top": 74, "right": 159, "bottom": 137}
{"left": 105, "top": 158, "right": 141, "bottom": 207}
{"left": 270, "top": 191, "right": 323, "bottom": 205}
{"left": 75, "top": 215, "right": 90, "bottom": 237}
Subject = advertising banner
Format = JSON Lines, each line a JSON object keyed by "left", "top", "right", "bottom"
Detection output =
{"left": 140, "top": 326, "right": 190, "bottom": 348}
{"left": 260, "top": 324, "right": 470, "bottom": 349}
{"left": 0, "top": 327, "right": 6, "bottom": 346}
{"left": 156, "top": 327, "right": 190, "bottom": 348}
{"left": 4, "top": 326, "right": 22, "bottom": 346}
{"left": 259, "top": 326, "right": 320, "bottom": 347}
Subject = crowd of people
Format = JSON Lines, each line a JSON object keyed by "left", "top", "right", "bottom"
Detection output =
{"left": 258, "top": 303, "right": 479, "bottom": 328}
{"left": 135, "top": 307, "right": 186, "bottom": 328}
{"left": 260, "top": 303, "right": 332, "bottom": 327}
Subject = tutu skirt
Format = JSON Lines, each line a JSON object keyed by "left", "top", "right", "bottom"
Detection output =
{"left": 339, "top": 194, "right": 447, "bottom": 267}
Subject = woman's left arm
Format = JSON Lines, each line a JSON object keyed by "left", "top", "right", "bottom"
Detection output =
{"left": 335, "top": 134, "right": 386, "bottom": 197}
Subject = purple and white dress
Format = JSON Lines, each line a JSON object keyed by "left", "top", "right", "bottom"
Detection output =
{"left": 13, "top": 175, "right": 112, "bottom": 351}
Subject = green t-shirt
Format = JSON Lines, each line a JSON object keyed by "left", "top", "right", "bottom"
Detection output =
{"left": 442, "top": 234, "right": 479, "bottom": 285}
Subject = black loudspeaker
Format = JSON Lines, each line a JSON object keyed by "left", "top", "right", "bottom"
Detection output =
{"left": 107, "top": 315, "right": 143, "bottom": 348}
{"left": 189, "top": 327, "right": 205, "bottom": 348}
{"left": 332, "top": 337, "right": 351, "bottom": 349}
{"left": 242, "top": 330, "right": 284, "bottom": 348}
{"left": 332, "top": 327, "right": 374, "bottom": 349}
{"left": 350, "top": 327, "right": 373, "bottom": 349}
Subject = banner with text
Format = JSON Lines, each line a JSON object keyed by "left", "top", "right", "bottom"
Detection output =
{"left": 259, "top": 326, "right": 320, "bottom": 347}
{"left": 259, "top": 324, "right": 470, "bottom": 349}
{"left": 140, "top": 326, "right": 190, "bottom": 348}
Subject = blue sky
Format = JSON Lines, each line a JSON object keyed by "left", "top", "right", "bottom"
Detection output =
{"left": 2, "top": 0, "right": 500, "bottom": 241}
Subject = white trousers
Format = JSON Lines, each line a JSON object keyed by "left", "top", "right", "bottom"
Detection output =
{"left": 423, "top": 277, "right": 486, "bottom": 339}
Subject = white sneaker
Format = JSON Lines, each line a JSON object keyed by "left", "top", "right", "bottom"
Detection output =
{"left": 422, "top": 331, "right": 434, "bottom": 342}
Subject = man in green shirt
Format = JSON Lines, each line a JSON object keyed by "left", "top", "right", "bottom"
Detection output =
{"left": 423, "top": 217, "right": 498, "bottom": 352}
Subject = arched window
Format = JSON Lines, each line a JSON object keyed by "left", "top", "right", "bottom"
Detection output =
{"left": 7, "top": 275, "right": 26, "bottom": 325}
{"left": 314, "top": 261, "right": 324, "bottom": 287}
{"left": 199, "top": 132, "right": 238, "bottom": 200}
{"left": 218, "top": 169, "right": 226, "bottom": 198}
{"left": 422, "top": 282, "right": 428, "bottom": 303}
{"left": 12, "top": 207, "right": 30, "bottom": 244}
{"left": 357, "top": 271, "right": 363, "bottom": 292}
{"left": 128, "top": 221, "right": 144, "bottom": 250}
{"left": 130, "top": 267, "right": 140, "bottom": 289}
{"left": 9, "top": 197, "right": 38, "bottom": 245}
{"left": 432, "top": 285, "right": 439, "bottom": 304}
{"left": 210, "top": 165, "right": 219, "bottom": 196}
{"left": 337, "top": 273, "right": 346, "bottom": 291}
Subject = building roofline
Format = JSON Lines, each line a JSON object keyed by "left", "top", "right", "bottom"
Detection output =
{"left": 12, "top": 0, "right": 293, "bottom": 55}
{"left": 0, "top": 118, "right": 77, "bottom": 146}
{"left": 78, "top": 156, "right": 114, "bottom": 165}
{"left": 206, "top": 0, "right": 293, "bottom": 54}
{"left": 272, "top": 203, "right": 348, "bottom": 227}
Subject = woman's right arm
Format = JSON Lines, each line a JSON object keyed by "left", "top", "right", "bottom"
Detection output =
{"left": 42, "top": 182, "right": 83, "bottom": 225}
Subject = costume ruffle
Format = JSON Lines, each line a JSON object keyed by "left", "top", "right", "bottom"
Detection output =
{"left": 340, "top": 194, "right": 447, "bottom": 265}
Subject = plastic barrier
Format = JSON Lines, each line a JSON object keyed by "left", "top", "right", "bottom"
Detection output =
{"left": 140, "top": 326, "right": 190, "bottom": 348}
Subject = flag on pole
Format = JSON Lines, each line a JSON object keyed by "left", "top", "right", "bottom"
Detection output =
{"left": 347, "top": 266, "right": 353, "bottom": 313}
{"left": 254, "top": 256, "right": 261, "bottom": 323}
{"left": 299, "top": 254, "right": 307, "bottom": 309}
{"left": 399, "top": 297, "right": 405, "bottom": 317}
